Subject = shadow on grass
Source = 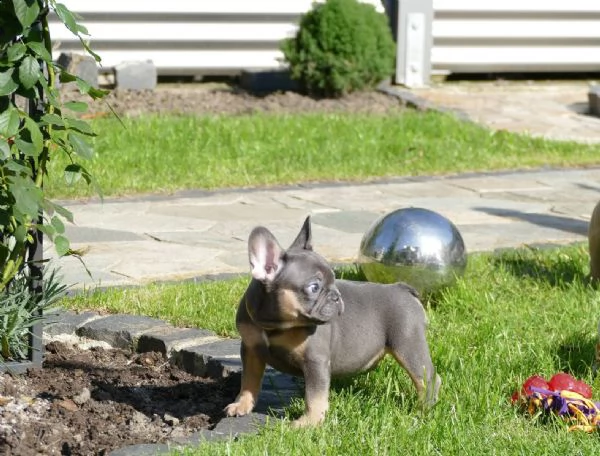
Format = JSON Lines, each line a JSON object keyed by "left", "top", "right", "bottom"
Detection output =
{"left": 491, "top": 247, "right": 588, "bottom": 288}
{"left": 555, "top": 332, "right": 597, "bottom": 378}
{"left": 475, "top": 207, "right": 589, "bottom": 236}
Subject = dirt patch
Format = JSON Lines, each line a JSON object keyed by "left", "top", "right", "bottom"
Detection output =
{"left": 0, "top": 341, "right": 238, "bottom": 455}
{"left": 61, "top": 84, "right": 406, "bottom": 118}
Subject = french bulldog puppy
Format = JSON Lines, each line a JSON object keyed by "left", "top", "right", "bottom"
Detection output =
{"left": 225, "top": 216, "right": 440, "bottom": 427}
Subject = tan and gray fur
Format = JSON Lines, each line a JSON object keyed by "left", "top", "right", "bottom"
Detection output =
{"left": 589, "top": 200, "right": 600, "bottom": 281}
{"left": 225, "top": 216, "right": 441, "bottom": 426}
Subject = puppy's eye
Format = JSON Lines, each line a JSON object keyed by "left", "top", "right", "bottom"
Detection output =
{"left": 306, "top": 282, "right": 320, "bottom": 294}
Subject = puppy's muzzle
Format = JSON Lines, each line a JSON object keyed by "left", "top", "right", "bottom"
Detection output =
{"left": 309, "top": 288, "right": 344, "bottom": 323}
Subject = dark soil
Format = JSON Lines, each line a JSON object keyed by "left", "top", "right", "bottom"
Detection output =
{"left": 0, "top": 341, "right": 238, "bottom": 455}
{"left": 61, "top": 83, "right": 405, "bottom": 117}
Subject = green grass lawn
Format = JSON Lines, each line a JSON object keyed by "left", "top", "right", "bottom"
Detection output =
{"left": 45, "top": 111, "right": 600, "bottom": 200}
{"left": 51, "top": 104, "right": 600, "bottom": 453}
{"left": 61, "top": 244, "right": 600, "bottom": 454}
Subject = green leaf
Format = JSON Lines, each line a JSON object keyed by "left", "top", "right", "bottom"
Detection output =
{"left": 0, "top": 138, "right": 10, "bottom": 159}
{"left": 65, "top": 118, "right": 95, "bottom": 136}
{"left": 9, "top": 176, "right": 42, "bottom": 219}
{"left": 79, "top": 40, "right": 102, "bottom": 64}
{"left": 14, "top": 224, "right": 27, "bottom": 243}
{"left": 64, "top": 101, "right": 88, "bottom": 113}
{"left": 58, "top": 71, "right": 77, "bottom": 83}
{"left": 87, "top": 85, "right": 109, "bottom": 100}
{"left": 36, "top": 74, "right": 59, "bottom": 108}
{"left": 7, "top": 42, "right": 27, "bottom": 62}
{"left": 76, "top": 23, "right": 89, "bottom": 35}
{"left": 41, "top": 113, "right": 65, "bottom": 128}
{"left": 74, "top": 77, "right": 109, "bottom": 99}
{"left": 0, "top": 68, "right": 18, "bottom": 96}
{"left": 54, "top": 235, "right": 70, "bottom": 256}
{"left": 35, "top": 223, "right": 55, "bottom": 238}
{"left": 44, "top": 200, "right": 74, "bottom": 223}
{"left": 23, "top": 117, "right": 43, "bottom": 153}
{"left": 13, "top": 137, "right": 37, "bottom": 156}
{"left": 54, "top": 3, "right": 78, "bottom": 33}
{"left": 64, "top": 163, "right": 82, "bottom": 185}
{"left": 75, "top": 77, "right": 91, "bottom": 94}
{"left": 18, "top": 55, "right": 41, "bottom": 89}
{"left": 50, "top": 215, "right": 65, "bottom": 234}
{"left": 26, "top": 41, "right": 52, "bottom": 63}
{"left": 4, "top": 160, "right": 30, "bottom": 175}
{"left": 0, "top": 106, "right": 20, "bottom": 138}
{"left": 68, "top": 132, "right": 94, "bottom": 159}
{"left": 13, "top": 0, "right": 40, "bottom": 28}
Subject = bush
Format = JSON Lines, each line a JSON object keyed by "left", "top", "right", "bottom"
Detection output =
{"left": 281, "top": 0, "right": 395, "bottom": 98}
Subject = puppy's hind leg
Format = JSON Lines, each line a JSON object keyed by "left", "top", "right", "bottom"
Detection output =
{"left": 388, "top": 335, "right": 440, "bottom": 408}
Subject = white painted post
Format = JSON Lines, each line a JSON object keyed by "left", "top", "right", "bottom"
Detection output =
{"left": 394, "top": 0, "right": 433, "bottom": 87}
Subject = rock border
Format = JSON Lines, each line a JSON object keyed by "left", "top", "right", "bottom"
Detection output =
{"left": 44, "top": 310, "right": 301, "bottom": 455}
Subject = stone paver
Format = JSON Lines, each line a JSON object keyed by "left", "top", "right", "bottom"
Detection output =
{"left": 408, "top": 81, "right": 600, "bottom": 143}
{"left": 76, "top": 314, "right": 170, "bottom": 349}
{"left": 47, "top": 167, "right": 600, "bottom": 290}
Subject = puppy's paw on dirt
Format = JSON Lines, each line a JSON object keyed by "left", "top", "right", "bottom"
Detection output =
{"left": 224, "top": 399, "right": 254, "bottom": 417}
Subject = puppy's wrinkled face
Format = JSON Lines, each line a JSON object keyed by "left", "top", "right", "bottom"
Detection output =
{"left": 274, "top": 250, "right": 344, "bottom": 324}
{"left": 245, "top": 216, "right": 344, "bottom": 329}
{"left": 251, "top": 250, "right": 344, "bottom": 329}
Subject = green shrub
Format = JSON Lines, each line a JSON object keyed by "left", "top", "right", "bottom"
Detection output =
{"left": 281, "top": 0, "right": 395, "bottom": 98}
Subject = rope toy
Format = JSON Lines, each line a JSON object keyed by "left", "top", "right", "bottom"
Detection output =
{"left": 512, "top": 373, "right": 600, "bottom": 432}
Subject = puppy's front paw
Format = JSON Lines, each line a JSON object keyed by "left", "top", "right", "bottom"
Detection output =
{"left": 290, "top": 412, "right": 325, "bottom": 428}
{"left": 224, "top": 394, "right": 255, "bottom": 417}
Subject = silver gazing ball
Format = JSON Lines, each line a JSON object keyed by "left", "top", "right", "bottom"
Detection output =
{"left": 358, "top": 208, "right": 467, "bottom": 294}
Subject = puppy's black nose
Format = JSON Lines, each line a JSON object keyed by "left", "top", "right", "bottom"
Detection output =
{"left": 327, "top": 290, "right": 344, "bottom": 315}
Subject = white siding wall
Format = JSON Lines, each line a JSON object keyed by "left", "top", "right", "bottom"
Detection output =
{"left": 50, "top": 0, "right": 600, "bottom": 81}
{"left": 431, "top": 0, "right": 600, "bottom": 74}
{"left": 50, "top": 0, "right": 385, "bottom": 76}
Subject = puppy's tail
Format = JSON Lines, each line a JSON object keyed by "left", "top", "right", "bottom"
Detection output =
{"left": 393, "top": 282, "right": 420, "bottom": 299}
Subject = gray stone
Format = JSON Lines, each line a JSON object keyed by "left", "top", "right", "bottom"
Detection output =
{"left": 210, "top": 413, "right": 268, "bottom": 437}
{"left": 64, "top": 226, "right": 145, "bottom": 243}
{"left": 255, "top": 371, "right": 301, "bottom": 415}
{"left": 239, "top": 69, "right": 299, "bottom": 93}
{"left": 163, "top": 413, "right": 180, "bottom": 426}
{"left": 311, "top": 210, "right": 379, "bottom": 234}
{"left": 172, "top": 339, "right": 241, "bottom": 378}
{"left": 170, "top": 413, "right": 268, "bottom": 448}
{"left": 114, "top": 60, "right": 157, "bottom": 90}
{"left": 76, "top": 314, "right": 169, "bottom": 349}
{"left": 43, "top": 310, "right": 102, "bottom": 336}
{"left": 589, "top": 85, "right": 600, "bottom": 116}
{"left": 137, "top": 326, "right": 218, "bottom": 356}
{"left": 110, "top": 415, "right": 269, "bottom": 454}
{"left": 56, "top": 52, "right": 98, "bottom": 88}
{"left": 108, "top": 443, "right": 172, "bottom": 456}
{"left": 72, "top": 387, "right": 91, "bottom": 405}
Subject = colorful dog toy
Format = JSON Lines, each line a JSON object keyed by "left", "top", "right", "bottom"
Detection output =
{"left": 511, "top": 373, "right": 600, "bottom": 432}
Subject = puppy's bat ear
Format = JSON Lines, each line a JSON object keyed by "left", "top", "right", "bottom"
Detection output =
{"left": 248, "top": 227, "right": 284, "bottom": 282}
{"left": 289, "top": 216, "right": 313, "bottom": 251}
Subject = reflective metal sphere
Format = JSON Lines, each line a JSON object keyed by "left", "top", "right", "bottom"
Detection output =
{"left": 358, "top": 208, "right": 467, "bottom": 294}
